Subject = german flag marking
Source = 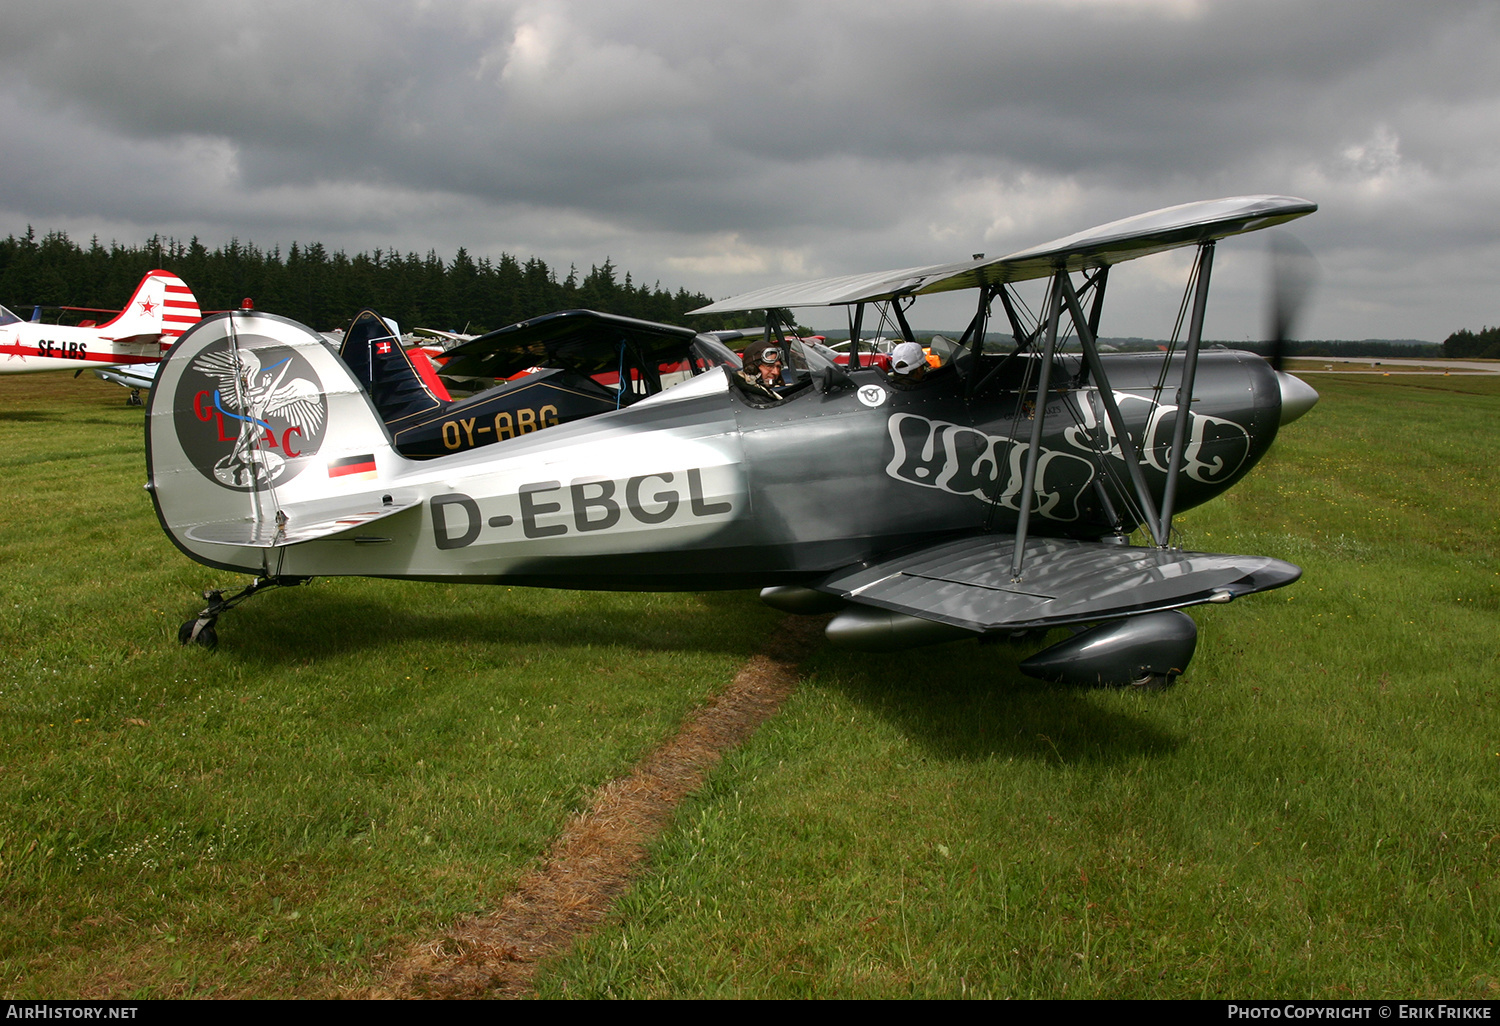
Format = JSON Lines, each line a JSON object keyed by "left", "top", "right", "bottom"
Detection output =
{"left": 328, "top": 454, "right": 377, "bottom": 479}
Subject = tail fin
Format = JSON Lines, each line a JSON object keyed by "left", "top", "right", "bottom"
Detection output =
{"left": 146, "top": 310, "right": 404, "bottom": 574}
{"left": 100, "top": 270, "right": 201, "bottom": 350}
{"left": 338, "top": 308, "right": 451, "bottom": 426}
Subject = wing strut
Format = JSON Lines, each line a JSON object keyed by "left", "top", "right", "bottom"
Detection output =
{"left": 1057, "top": 274, "right": 1166, "bottom": 548}
{"left": 966, "top": 285, "right": 1039, "bottom": 400}
{"left": 996, "top": 284, "right": 1031, "bottom": 350}
{"left": 891, "top": 297, "right": 917, "bottom": 346}
{"left": 1086, "top": 266, "right": 1109, "bottom": 341}
{"left": 961, "top": 286, "right": 996, "bottom": 401}
{"left": 1007, "top": 274, "right": 1064, "bottom": 580}
{"left": 847, "top": 303, "right": 865, "bottom": 370}
{"left": 1156, "top": 241, "right": 1215, "bottom": 545}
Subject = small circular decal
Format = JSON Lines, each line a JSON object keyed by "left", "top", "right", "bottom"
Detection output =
{"left": 173, "top": 337, "right": 328, "bottom": 491}
{"left": 857, "top": 383, "right": 888, "bottom": 408}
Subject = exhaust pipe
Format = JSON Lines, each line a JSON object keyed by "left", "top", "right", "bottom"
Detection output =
{"left": 824, "top": 605, "right": 973, "bottom": 652}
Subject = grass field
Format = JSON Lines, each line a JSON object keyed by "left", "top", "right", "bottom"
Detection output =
{"left": 2, "top": 371, "right": 1497, "bottom": 998}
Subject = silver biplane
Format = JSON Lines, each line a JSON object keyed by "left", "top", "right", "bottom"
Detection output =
{"left": 148, "top": 195, "right": 1318, "bottom": 686}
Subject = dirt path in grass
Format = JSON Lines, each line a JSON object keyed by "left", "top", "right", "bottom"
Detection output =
{"left": 366, "top": 614, "right": 827, "bottom": 999}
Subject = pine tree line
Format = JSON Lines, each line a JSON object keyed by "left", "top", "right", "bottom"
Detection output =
{"left": 1441, "top": 327, "right": 1500, "bottom": 359}
{"left": 0, "top": 227, "right": 750, "bottom": 334}
{"left": 1235, "top": 339, "right": 1441, "bottom": 358}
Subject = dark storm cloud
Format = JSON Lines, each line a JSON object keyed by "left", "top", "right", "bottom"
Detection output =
{"left": 0, "top": 0, "right": 1496, "bottom": 338}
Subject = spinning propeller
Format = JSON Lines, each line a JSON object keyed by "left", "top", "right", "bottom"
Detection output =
{"left": 1266, "top": 233, "right": 1318, "bottom": 371}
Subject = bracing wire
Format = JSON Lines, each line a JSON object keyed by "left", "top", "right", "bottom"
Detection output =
{"left": 984, "top": 279, "right": 1054, "bottom": 533}
{"left": 1152, "top": 253, "right": 1201, "bottom": 401}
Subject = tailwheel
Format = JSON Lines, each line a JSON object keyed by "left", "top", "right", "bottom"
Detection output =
{"left": 178, "top": 617, "right": 218, "bottom": 649}
{"left": 176, "top": 577, "right": 310, "bottom": 648}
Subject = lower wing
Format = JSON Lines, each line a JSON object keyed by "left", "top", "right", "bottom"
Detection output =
{"left": 818, "top": 535, "right": 1299, "bottom": 633}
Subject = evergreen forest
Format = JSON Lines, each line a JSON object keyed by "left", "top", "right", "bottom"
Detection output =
{"left": 1440, "top": 326, "right": 1500, "bottom": 359}
{"left": 4, "top": 227, "right": 1484, "bottom": 354}
{"left": 0, "top": 227, "right": 748, "bottom": 334}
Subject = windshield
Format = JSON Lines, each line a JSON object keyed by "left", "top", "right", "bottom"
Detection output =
{"left": 790, "top": 337, "right": 842, "bottom": 378}
{"left": 688, "top": 335, "right": 743, "bottom": 373}
{"left": 0, "top": 305, "right": 21, "bottom": 327}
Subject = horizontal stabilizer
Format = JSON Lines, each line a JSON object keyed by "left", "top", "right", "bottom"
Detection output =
{"left": 818, "top": 536, "right": 1300, "bottom": 632}
{"left": 94, "top": 363, "right": 160, "bottom": 392}
{"left": 184, "top": 498, "right": 420, "bottom": 548}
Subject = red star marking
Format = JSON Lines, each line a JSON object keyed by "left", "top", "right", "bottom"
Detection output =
{"left": 138, "top": 298, "right": 157, "bottom": 315}
{"left": 376, "top": 341, "right": 392, "bottom": 354}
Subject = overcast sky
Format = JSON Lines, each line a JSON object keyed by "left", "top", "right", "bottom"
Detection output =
{"left": 1, "top": 0, "right": 1495, "bottom": 340}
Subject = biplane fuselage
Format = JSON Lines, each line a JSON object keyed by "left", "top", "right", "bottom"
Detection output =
{"left": 149, "top": 195, "right": 1318, "bottom": 682}
{"left": 149, "top": 322, "right": 1284, "bottom": 588}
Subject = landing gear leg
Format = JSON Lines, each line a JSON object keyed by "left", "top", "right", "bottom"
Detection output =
{"left": 126, "top": 389, "right": 143, "bottom": 407}
{"left": 177, "top": 576, "right": 311, "bottom": 649}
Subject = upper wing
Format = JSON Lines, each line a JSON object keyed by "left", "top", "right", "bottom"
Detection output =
{"left": 817, "top": 535, "right": 1300, "bottom": 633}
{"left": 688, "top": 262, "right": 957, "bottom": 315}
{"left": 692, "top": 195, "right": 1316, "bottom": 314}
{"left": 440, "top": 309, "right": 699, "bottom": 380}
{"left": 411, "top": 327, "right": 475, "bottom": 350}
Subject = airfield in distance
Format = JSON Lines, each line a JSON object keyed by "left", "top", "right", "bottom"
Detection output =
{"left": 1281, "top": 356, "right": 1500, "bottom": 374}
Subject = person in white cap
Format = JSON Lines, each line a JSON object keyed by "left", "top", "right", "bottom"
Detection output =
{"left": 888, "top": 341, "right": 930, "bottom": 390}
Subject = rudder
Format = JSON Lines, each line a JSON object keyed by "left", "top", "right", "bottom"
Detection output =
{"left": 338, "top": 308, "right": 451, "bottom": 427}
{"left": 146, "top": 310, "right": 402, "bottom": 575}
{"left": 100, "top": 270, "right": 202, "bottom": 349}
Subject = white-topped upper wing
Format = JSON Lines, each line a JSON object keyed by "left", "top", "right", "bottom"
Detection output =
{"left": 690, "top": 195, "right": 1316, "bottom": 314}
{"left": 689, "top": 261, "right": 973, "bottom": 315}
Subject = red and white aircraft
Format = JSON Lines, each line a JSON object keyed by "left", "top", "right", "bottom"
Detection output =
{"left": 0, "top": 270, "right": 201, "bottom": 401}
